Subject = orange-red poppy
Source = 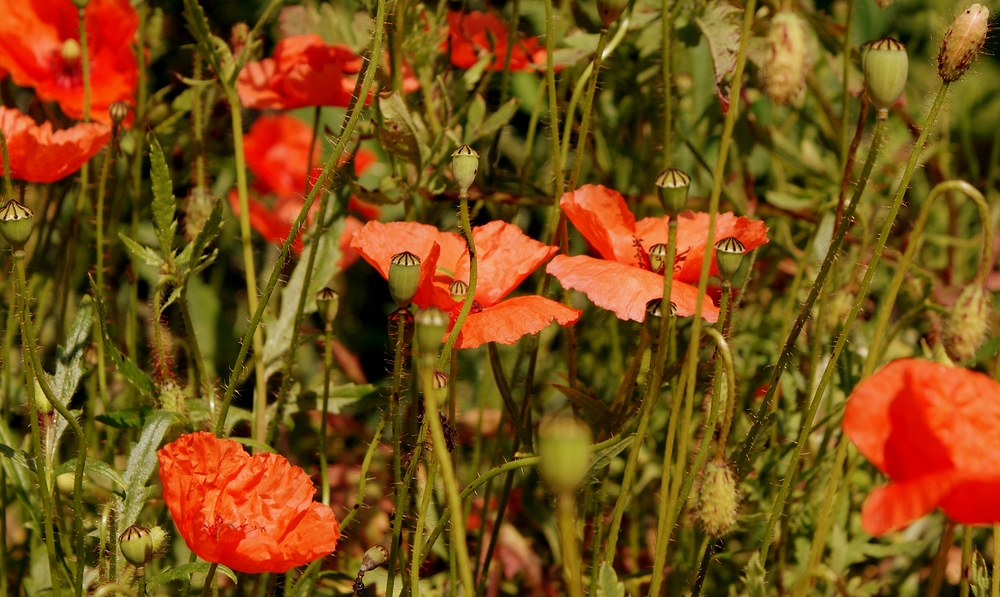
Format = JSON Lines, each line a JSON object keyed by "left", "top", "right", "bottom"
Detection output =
{"left": 546, "top": 184, "right": 768, "bottom": 323}
{"left": 351, "top": 220, "right": 581, "bottom": 348}
{"left": 0, "top": 106, "right": 110, "bottom": 183}
{"left": 0, "top": 0, "right": 138, "bottom": 124}
{"left": 444, "top": 11, "right": 546, "bottom": 72}
{"left": 843, "top": 359, "right": 1000, "bottom": 536}
{"left": 158, "top": 432, "right": 340, "bottom": 574}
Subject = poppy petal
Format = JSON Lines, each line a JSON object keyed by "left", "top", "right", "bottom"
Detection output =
{"left": 350, "top": 220, "right": 444, "bottom": 308}
{"left": 0, "top": 107, "right": 110, "bottom": 183}
{"left": 559, "top": 184, "right": 640, "bottom": 265}
{"left": 243, "top": 114, "right": 317, "bottom": 196}
{"left": 546, "top": 255, "right": 719, "bottom": 323}
{"left": 861, "top": 472, "right": 956, "bottom": 536}
{"left": 456, "top": 296, "right": 581, "bottom": 349}
{"left": 451, "top": 221, "right": 558, "bottom": 306}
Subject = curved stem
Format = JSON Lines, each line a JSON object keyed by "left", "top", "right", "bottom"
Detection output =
{"left": 410, "top": 453, "right": 437, "bottom": 597}
{"left": 438, "top": 192, "right": 477, "bottom": 369}
{"left": 338, "top": 404, "right": 390, "bottom": 529}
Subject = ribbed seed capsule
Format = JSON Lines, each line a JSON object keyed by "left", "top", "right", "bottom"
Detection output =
{"left": 0, "top": 200, "right": 34, "bottom": 249}
{"left": 937, "top": 4, "right": 989, "bottom": 83}
{"left": 863, "top": 37, "right": 908, "bottom": 114}
{"left": 945, "top": 284, "right": 992, "bottom": 362}
{"left": 655, "top": 168, "right": 691, "bottom": 216}
{"left": 537, "top": 413, "right": 593, "bottom": 495}
{"left": 648, "top": 243, "right": 669, "bottom": 274}
{"left": 388, "top": 251, "right": 421, "bottom": 308}
{"left": 119, "top": 525, "right": 154, "bottom": 567}
{"left": 697, "top": 459, "right": 739, "bottom": 536}
{"left": 415, "top": 307, "right": 449, "bottom": 356}
{"left": 315, "top": 287, "right": 340, "bottom": 324}
{"left": 109, "top": 101, "right": 129, "bottom": 126}
{"left": 449, "top": 279, "right": 469, "bottom": 303}
{"left": 714, "top": 236, "right": 746, "bottom": 281}
{"left": 451, "top": 145, "right": 480, "bottom": 195}
{"left": 764, "top": 10, "right": 808, "bottom": 105}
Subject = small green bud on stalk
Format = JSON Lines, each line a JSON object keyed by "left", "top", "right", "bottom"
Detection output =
{"left": 596, "top": 0, "right": 628, "bottom": 27}
{"left": 655, "top": 168, "right": 691, "bottom": 216}
{"left": 119, "top": 525, "right": 154, "bottom": 567}
{"left": 863, "top": 37, "right": 908, "bottom": 116}
{"left": 648, "top": 243, "right": 668, "bottom": 274}
{"left": 315, "top": 287, "right": 340, "bottom": 324}
{"left": 109, "top": 101, "right": 129, "bottom": 126}
{"left": 645, "top": 298, "right": 663, "bottom": 339}
{"left": 938, "top": 4, "right": 990, "bottom": 83}
{"left": 61, "top": 38, "right": 82, "bottom": 64}
{"left": 697, "top": 459, "right": 739, "bottom": 536}
{"left": 714, "top": 236, "right": 746, "bottom": 281}
{"left": 451, "top": 145, "right": 480, "bottom": 195}
{"left": 0, "top": 199, "right": 34, "bottom": 249}
{"left": 415, "top": 307, "right": 449, "bottom": 357}
{"left": 449, "top": 279, "right": 469, "bottom": 303}
{"left": 71, "top": 0, "right": 89, "bottom": 8}
{"left": 537, "top": 413, "right": 592, "bottom": 494}
{"left": 360, "top": 545, "right": 389, "bottom": 572}
{"left": 945, "top": 284, "right": 992, "bottom": 362}
{"left": 149, "top": 526, "right": 168, "bottom": 552}
{"left": 56, "top": 472, "right": 76, "bottom": 494}
{"left": 764, "top": 10, "right": 808, "bottom": 105}
{"left": 388, "top": 251, "right": 421, "bottom": 308}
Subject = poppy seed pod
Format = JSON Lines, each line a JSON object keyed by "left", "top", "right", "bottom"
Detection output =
{"left": 648, "top": 243, "right": 669, "bottom": 274}
{"left": 119, "top": 525, "right": 154, "bottom": 567}
{"left": 596, "top": 0, "right": 628, "bottom": 27}
{"left": 537, "top": 413, "right": 593, "bottom": 495}
{"left": 451, "top": 145, "right": 480, "bottom": 195}
{"left": 697, "top": 459, "right": 739, "bottom": 536}
{"left": 655, "top": 168, "right": 691, "bottom": 216}
{"left": 60, "top": 38, "right": 82, "bottom": 64}
{"left": 764, "top": 10, "right": 808, "bottom": 106}
{"left": 71, "top": 0, "right": 89, "bottom": 8}
{"left": 864, "top": 37, "right": 908, "bottom": 114}
{"left": 315, "top": 287, "right": 340, "bottom": 324}
{"left": 938, "top": 4, "right": 990, "bottom": 83}
{"left": 945, "top": 284, "right": 992, "bottom": 362}
{"left": 428, "top": 370, "right": 449, "bottom": 405}
{"left": 449, "top": 279, "right": 469, "bottom": 303}
{"left": 415, "top": 307, "right": 449, "bottom": 356}
{"left": 0, "top": 200, "right": 34, "bottom": 249}
{"left": 388, "top": 251, "right": 421, "bottom": 307}
{"left": 360, "top": 545, "right": 388, "bottom": 572}
{"left": 109, "top": 101, "right": 129, "bottom": 126}
{"left": 714, "top": 236, "right": 746, "bottom": 281}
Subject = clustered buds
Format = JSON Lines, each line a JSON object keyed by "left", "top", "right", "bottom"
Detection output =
{"left": 388, "top": 251, "right": 421, "bottom": 307}
{"left": 537, "top": 413, "right": 593, "bottom": 495}
{"left": 0, "top": 200, "right": 34, "bottom": 249}
{"left": 764, "top": 10, "right": 808, "bottom": 106}
{"left": 119, "top": 525, "right": 153, "bottom": 567}
{"left": 451, "top": 145, "right": 480, "bottom": 195}
{"left": 714, "top": 236, "right": 746, "bottom": 281}
{"left": 944, "top": 284, "right": 992, "bottom": 362}
{"left": 938, "top": 4, "right": 990, "bottom": 83}
{"left": 696, "top": 459, "right": 739, "bottom": 536}
{"left": 655, "top": 168, "right": 691, "bottom": 217}
{"left": 315, "top": 287, "right": 340, "bottom": 324}
{"left": 863, "top": 37, "right": 909, "bottom": 115}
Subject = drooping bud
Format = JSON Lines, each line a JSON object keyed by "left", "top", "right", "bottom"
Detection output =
{"left": 696, "top": 459, "right": 739, "bottom": 536}
{"left": 61, "top": 38, "right": 82, "bottom": 64}
{"left": 109, "top": 101, "right": 129, "bottom": 126}
{"left": 648, "top": 243, "right": 669, "bottom": 274}
{"left": 119, "top": 525, "right": 154, "bottom": 567}
{"left": 945, "top": 284, "right": 992, "bottom": 362}
{"left": 451, "top": 145, "right": 480, "bottom": 195}
{"left": 315, "top": 288, "right": 340, "bottom": 324}
{"left": 655, "top": 168, "right": 691, "bottom": 216}
{"left": 360, "top": 545, "right": 389, "bottom": 572}
{"left": 764, "top": 10, "right": 808, "bottom": 105}
{"left": 415, "top": 307, "right": 449, "bottom": 357}
{"left": 714, "top": 237, "right": 746, "bottom": 281}
{"left": 937, "top": 4, "right": 990, "bottom": 83}
{"left": 863, "top": 37, "right": 908, "bottom": 114}
{"left": 0, "top": 200, "right": 34, "bottom": 249}
{"left": 596, "top": 0, "right": 628, "bottom": 27}
{"left": 537, "top": 413, "right": 593, "bottom": 495}
{"left": 449, "top": 279, "right": 469, "bottom": 303}
{"left": 388, "top": 251, "right": 421, "bottom": 308}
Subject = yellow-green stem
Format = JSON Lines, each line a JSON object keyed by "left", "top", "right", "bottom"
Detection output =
{"left": 541, "top": 0, "right": 564, "bottom": 245}
{"left": 661, "top": 0, "right": 673, "bottom": 166}
{"left": 438, "top": 192, "right": 477, "bottom": 369}
{"left": 410, "top": 453, "right": 437, "bottom": 597}
{"left": 566, "top": 29, "right": 609, "bottom": 191}
{"left": 320, "top": 322, "right": 334, "bottom": 506}
{"left": 557, "top": 494, "right": 584, "bottom": 597}
{"left": 961, "top": 526, "right": 972, "bottom": 597}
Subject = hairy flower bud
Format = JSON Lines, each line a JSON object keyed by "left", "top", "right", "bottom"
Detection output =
{"left": 655, "top": 168, "right": 691, "bottom": 216}
{"left": 537, "top": 413, "right": 592, "bottom": 495}
{"left": 697, "top": 459, "right": 739, "bottom": 536}
{"left": 864, "top": 37, "right": 908, "bottom": 114}
{"left": 388, "top": 251, "right": 421, "bottom": 308}
{"left": 945, "top": 284, "right": 992, "bottom": 362}
{"left": 451, "top": 145, "right": 480, "bottom": 195}
{"left": 764, "top": 10, "right": 808, "bottom": 106}
{"left": 119, "top": 525, "right": 154, "bottom": 567}
{"left": 0, "top": 200, "right": 34, "bottom": 249}
{"left": 360, "top": 545, "right": 388, "bottom": 572}
{"left": 938, "top": 4, "right": 990, "bottom": 83}
{"left": 315, "top": 288, "right": 340, "bottom": 324}
{"left": 714, "top": 237, "right": 746, "bottom": 281}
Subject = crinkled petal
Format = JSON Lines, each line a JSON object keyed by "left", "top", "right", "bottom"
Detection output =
{"left": 243, "top": 114, "right": 316, "bottom": 196}
{"left": 673, "top": 212, "right": 770, "bottom": 282}
{"left": 861, "top": 472, "right": 956, "bottom": 537}
{"left": 0, "top": 107, "right": 110, "bottom": 182}
{"left": 559, "top": 184, "right": 640, "bottom": 264}
{"left": 456, "top": 296, "right": 581, "bottom": 349}
{"left": 450, "top": 221, "right": 558, "bottom": 306}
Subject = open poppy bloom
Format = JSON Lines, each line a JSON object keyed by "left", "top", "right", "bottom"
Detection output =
{"left": 843, "top": 359, "right": 1000, "bottom": 536}
{"left": 158, "top": 432, "right": 340, "bottom": 574}
{"left": 351, "top": 220, "right": 581, "bottom": 348}
{"left": 546, "top": 184, "right": 768, "bottom": 323}
{"left": 0, "top": 107, "right": 110, "bottom": 183}
{"left": 444, "top": 11, "right": 546, "bottom": 72}
{"left": 0, "top": 0, "right": 138, "bottom": 124}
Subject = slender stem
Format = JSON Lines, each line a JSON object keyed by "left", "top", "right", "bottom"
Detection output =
{"left": 438, "top": 193, "right": 477, "bottom": 369}
{"left": 960, "top": 526, "right": 973, "bottom": 597}
{"left": 567, "top": 29, "right": 609, "bottom": 191}
{"left": 557, "top": 494, "right": 584, "bottom": 597}
{"left": 792, "top": 437, "right": 849, "bottom": 597}
{"left": 839, "top": 0, "right": 856, "bottom": 168}
{"left": 319, "top": 322, "right": 334, "bottom": 506}
{"left": 385, "top": 315, "right": 409, "bottom": 597}
{"left": 0, "top": 129, "right": 12, "bottom": 200}
{"left": 541, "top": 0, "right": 564, "bottom": 244}
{"left": 410, "top": 454, "right": 437, "bottom": 597}
{"left": 127, "top": 3, "right": 149, "bottom": 361}
{"left": 928, "top": 522, "right": 955, "bottom": 597}
{"left": 661, "top": 0, "right": 673, "bottom": 166}
{"left": 338, "top": 405, "right": 390, "bottom": 529}
{"left": 79, "top": 7, "right": 91, "bottom": 123}
{"left": 93, "top": 124, "right": 118, "bottom": 412}
{"left": 992, "top": 523, "right": 999, "bottom": 597}
{"left": 198, "top": 562, "right": 218, "bottom": 597}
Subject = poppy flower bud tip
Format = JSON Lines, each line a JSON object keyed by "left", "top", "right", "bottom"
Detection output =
{"left": 316, "top": 287, "right": 340, "bottom": 324}
{"left": 715, "top": 236, "right": 747, "bottom": 281}
{"left": 451, "top": 145, "right": 480, "bottom": 195}
{"left": 596, "top": 0, "right": 629, "bottom": 26}
{"left": 938, "top": 4, "right": 990, "bottom": 83}
{"left": 0, "top": 200, "right": 35, "bottom": 249}
{"left": 388, "top": 251, "right": 421, "bottom": 308}
{"left": 864, "top": 37, "right": 909, "bottom": 115}
{"left": 655, "top": 168, "right": 691, "bottom": 216}
{"left": 109, "top": 101, "right": 130, "bottom": 126}
{"left": 119, "top": 525, "right": 154, "bottom": 567}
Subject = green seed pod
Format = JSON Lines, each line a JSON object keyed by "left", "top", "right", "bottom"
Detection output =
{"left": 764, "top": 10, "right": 808, "bottom": 105}
{"left": 0, "top": 200, "right": 34, "bottom": 250}
{"left": 61, "top": 38, "right": 82, "bottom": 64}
{"left": 714, "top": 236, "right": 746, "bottom": 281}
{"left": 596, "top": 0, "right": 628, "bottom": 27}
{"left": 415, "top": 307, "right": 449, "bottom": 357}
{"left": 315, "top": 287, "right": 340, "bottom": 324}
{"left": 937, "top": 4, "right": 989, "bottom": 83}
{"left": 71, "top": 0, "right": 89, "bottom": 8}
{"left": 388, "top": 251, "right": 421, "bottom": 308}
{"left": 56, "top": 472, "right": 76, "bottom": 494}
{"left": 696, "top": 459, "right": 739, "bottom": 536}
{"left": 945, "top": 284, "right": 992, "bottom": 363}
{"left": 863, "top": 37, "right": 908, "bottom": 114}
{"left": 655, "top": 168, "right": 691, "bottom": 217}
{"left": 449, "top": 279, "right": 469, "bottom": 303}
{"left": 360, "top": 545, "right": 389, "bottom": 572}
{"left": 119, "top": 525, "right": 153, "bottom": 567}
{"left": 648, "top": 243, "right": 668, "bottom": 274}
{"left": 537, "top": 413, "right": 592, "bottom": 495}
{"left": 451, "top": 145, "right": 480, "bottom": 195}
{"left": 645, "top": 298, "right": 663, "bottom": 339}
{"left": 109, "top": 101, "right": 129, "bottom": 126}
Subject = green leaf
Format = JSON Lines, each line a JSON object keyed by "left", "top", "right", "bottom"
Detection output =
{"left": 551, "top": 384, "right": 615, "bottom": 434}
{"left": 742, "top": 551, "right": 767, "bottom": 597}
{"left": 95, "top": 407, "right": 156, "bottom": 429}
{"left": 119, "top": 233, "right": 164, "bottom": 268}
{"left": 476, "top": 97, "right": 521, "bottom": 142}
{"left": 0, "top": 443, "right": 36, "bottom": 474}
{"left": 596, "top": 562, "right": 626, "bottom": 597}
{"left": 587, "top": 434, "right": 632, "bottom": 481}
{"left": 377, "top": 91, "right": 429, "bottom": 164}
{"left": 51, "top": 297, "right": 93, "bottom": 455}
{"left": 148, "top": 562, "right": 238, "bottom": 589}
{"left": 694, "top": 0, "right": 742, "bottom": 107}
{"left": 149, "top": 134, "right": 177, "bottom": 255}
{"left": 118, "top": 410, "right": 180, "bottom": 531}
{"left": 181, "top": 0, "right": 224, "bottom": 76}
{"left": 54, "top": 458, "right": 125, "bottom": 489}
{"left": 464, "top": 94, "right": 486, "bottom": 144}
{"left": 186, "top": 199, "right": 223, "bottom": 276}
{"left": 91, "top": 277, "right": 155, "bottom": 396}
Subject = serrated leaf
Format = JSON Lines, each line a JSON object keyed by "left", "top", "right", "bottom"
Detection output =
{"left": 149, "top": 134, "right": 177, "bottom": 255}
{"left": 118, "top": 410, "right": 180, "bottom": 531}
{"left": 148, "top": 562, "right": 238, "bottom": 589}
{"left": 55, "top": 458, "right": 125, "bottom": 489}
{"left": 694, "top": 0, "right": 742, "bottom": 112}
{"left": 181, "top": 0, "right": 224, "bottom": 76}
{"left": 119, "top": 234, "right": 164, "bottom": 268}
{"left": 91, "top": 278, "right": 155, "bottom": 396}
{"left": 186, "top": 199, "right": 223, "bottom": 276}
{"left": 95, "top": 407, "right": 157, "bottom": 429}
{"left": 596, "top": 562, "right": 626, "bottom": 597}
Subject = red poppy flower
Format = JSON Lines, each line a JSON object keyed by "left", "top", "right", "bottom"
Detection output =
{"left": 0, "top": 106, "right": 110, "bottom": 183}
{"left": 843, "top": 359, "right": 1000, "bottom": 536}
{"left": 0, "top": 0, "right": 138, "bottom": 124}
{"left": 546, "top": 184, "right": 768, "bottom": 323}
{"left": 158, "top": 432, "right": 340, "bottom": 574}
{"left": 444, "top": 11, "right": 546, "bottom": 72}
{"left": 351, "top": 220, "right": 581, "bottom": 349}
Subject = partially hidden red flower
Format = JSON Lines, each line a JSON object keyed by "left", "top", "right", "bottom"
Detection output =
{"left": 546, "top": 184, "right": 768, "bottom": 323}
{"left": 843, "top": 359, "right": 1000, "bottom": 536}
{"left": 351, "top": 220, "right": 581, "bottom": 349}
{"left": 158, "top": 432, "right": 340, "bottom": 574}
{"left": 0, "top": 0, "right": 138, "bottom": 124}
{"left": 444, "top": 11, "right": 546, "bottom": 72}
{"left": 0, "top": 106, "right": 110, "bottom": 183}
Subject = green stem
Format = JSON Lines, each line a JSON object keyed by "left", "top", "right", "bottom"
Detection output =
{"left": 566, "top": 29, "right": 609, "bottom": 191}
{"left": 541, "top": 0, "right": 564, "bottom": 244}
{"left": 93, "top": 123, "right": 118, "bottom": 413}
{"left": 385, "top": 314, "right": 409, "bottom": 597}
{"left": 198, "top": 563, "right": 217, "bottom": 597}
{"left": 992, "top": 523, "right": 999, "bottom": 597}
{"left": 410, "top": 453, "right": 437, "bottom": 597}
{"left": 661, "top": 0, "right": 673, "bottom": 166}
{"left": 792, "top": 436, "right": 848, "bottom": 597}
{"left": 127, "top": 3, "right": 148, "bottom": 362}
{"left": 319, "top": 321, "right": 334, "bottom": 506}
{"left": 338, "top": 403, "right": 389, "bottom": 529}
{"left": 557, "top": 494, "right": 584, "bottom": 597}
{"left": 438, "top": 193, "right": 477, "bottom": 369}
{"left": 0, "top": 129, "right": 12, "bottom": 200}
{"left": 961, "top": 527, "right": 972, "bottom": 597}
{"left": 839, "top": 0, "right": 855, "bottom": 168}
{"left": 928, "top": 521, "right": 955, "bottom": 597}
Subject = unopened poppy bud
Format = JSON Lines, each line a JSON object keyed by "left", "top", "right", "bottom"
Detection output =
{"left": 648, "top": 243, "right": 669, "bottom": 274}
{"left": 451, "top": 145, "right": 480, "bottom": 195}
{"left": 315, "top": 287, "right": 340, "bottom": 324}
{"left": 938, "top": 4, "right": 989, "bottom": 83}
{"left": 119, "top": 525, "right": 153, "bottom": 567}
{"left": 655, "top": 168, "right": 691, "bottom": 216}
{"left": 945, "top": 284, "right": 992, "bottom": 362}
{"left": 449, "top": 279, "right": 469, "bottom": 303}
{"left": 714, "top": 236, "right": 746, "bottom": 281}
{"left": 429, "top": 370, "right": 449, "bottom": 403}
{"left": 864, "top": 37, "right": 908, "bottom": 114}
{"left": 596, "top": 0, "right": 628, "bottom": 26}
{"left": 0, "top": 200, "right": 34, "bottom": 250}
{"left": 388, "top": 251, "right": 421, "bottom": 307}
{"left": 696, "top": 459, "right": 739, "bottom": 536}
{"left": 537, "top": 413, "right": 592, "bottom": 495}
{"left": 56, "top": 472, "right": 76, "bottom": 494}
{"left": 360, "top": 545, "right": 388, "bottom": 572}
{"left": 61, "top": 38, "right": 82, "bottom": 64}
{"left": 109, "top": 101, "right": 129, "bottom": 126}
{"left": 149, "top": 526, "right": 168, "bottom": 552}
{"left": 764, "top": 10, "right": 808, "bottom": 105}
{"left": 415, "top": 307, "right": 449, "bottom": 356}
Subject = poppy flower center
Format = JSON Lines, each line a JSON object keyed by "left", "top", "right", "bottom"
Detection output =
{"left": 52, "top": 39, "right": 85, "bottom": 89}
